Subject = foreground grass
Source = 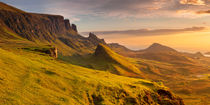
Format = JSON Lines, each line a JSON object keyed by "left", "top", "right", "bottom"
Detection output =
{"left": 132, "top": 57, "right": 210, "bottom": 105}
{"left": 0, "top": 48, "right": 181, "bottom": 105}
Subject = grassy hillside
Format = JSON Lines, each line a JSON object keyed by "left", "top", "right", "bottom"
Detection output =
{"left": 109, "top": 43, "right": 210, "bottom": 105}
{"left": 132, "top": 56, "right": 210, "bottom": 105}
{"left": 0, "top": 2, "right": 25, "bottom": 13}
{"left": 94, "top": 44, "right": 143, "bottom": 77}
{"left": 60, "top": 44, "right": 144, "bottom": 78}
{"left": 0, "top": 48, "right": 184, "bottom": 105}
{"left": 110, "top": 43, "right": 195, "bottom": 64}
{"left": 0, "top": 2, "right": 186, "bottom": 105}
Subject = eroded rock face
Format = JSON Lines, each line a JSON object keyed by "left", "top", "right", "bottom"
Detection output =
{"left": 72, "top": 24, "right": 77, "bottom": 32}
{"left": 64, "top": 19, "right": 71, "bottom": 30}
{"left": 0, "top": 10, "right": 63, "bottom": 41}
{"left": 38, "top": 47, "right": 58, "bottom": 58}
{"left": 88, "top": 32, "right": 106, "bottom": 46}
{"left": 0, "top": 3, "right": 78, "bottom": 42}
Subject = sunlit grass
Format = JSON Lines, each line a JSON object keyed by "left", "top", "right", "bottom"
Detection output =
{"left": 0, "top": 48, "right": 168, "bottom": 104}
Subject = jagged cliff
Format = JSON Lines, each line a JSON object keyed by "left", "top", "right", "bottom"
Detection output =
{"left": 0, "top": 2, "right": 106, "bottom": 55}
{"left": 88, "top": 32, "right": 106, "bottom": 46}
{"left": 0, "top": 2, "right": 78, "bottom": 41}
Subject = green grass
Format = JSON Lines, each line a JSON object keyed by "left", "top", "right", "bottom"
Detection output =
{"left": 58, "top": 43, "right": 210, "bottom": 105}
{"left": 96, "top": 44, "right": 142, "bottom": 74}
{"left": 131, "top": 57, "right": 210, "bottom": 105}
{"left": 0, "top": 48, "right": 175, "bottom": 105}
{"left": 59, "top": 44, "right": 144, "bottom": 78}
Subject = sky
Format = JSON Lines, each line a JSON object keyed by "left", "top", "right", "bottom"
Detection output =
{"left": 1, "top": 0, "right": 210, "bottom": 52}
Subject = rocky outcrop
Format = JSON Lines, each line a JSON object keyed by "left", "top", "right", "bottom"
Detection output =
{"left": 88, "top": 32, "right": 106, "bottom": 46}
{"left": 71, "top": 24, "right": 77, "bottom": 32}
{"left": 0, "top": 2, "right": 108, "bottom": 55}
{"left": 64, "top": 19, "right": 71, "bottom": 30}
{"left": 0, "top": 2, "right": 78, "bottom": 42}
{"left": 57, "top": 32, "right": 107, "bottom": 54}
{"left": 47, "top": 47, "right": 58, "bottom": 58}
{"left": 22, "top": 46, "right": 58, "bottom": 58}
{"left": 95, "top": 43, "right": 109, "bottom": 57}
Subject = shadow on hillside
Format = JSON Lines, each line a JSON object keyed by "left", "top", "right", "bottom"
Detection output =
{"left": 58, "top": 54, "right": 100, "bottom": 70}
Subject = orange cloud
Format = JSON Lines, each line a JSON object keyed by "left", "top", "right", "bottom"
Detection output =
{"left": 180, "top": 0, "right": 205, "bottom": 5}
{"left": 196, "top": 10, "right": 210, "bottom": 14}
{"left": 82, "top": 27, "right": 207, "bottom": 36}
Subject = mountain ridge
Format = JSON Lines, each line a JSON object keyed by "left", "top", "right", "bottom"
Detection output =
{"left": 0, "top": 2, "right": 186, "bottom": 105}
{"left": 0, "top": 2, "right": 107, "bottom": 56}
{"left": 109, "top": 43, "right": 196, "bottom": 63}
{"left": 143, "top": 43, "right": 177, "bottom": 53}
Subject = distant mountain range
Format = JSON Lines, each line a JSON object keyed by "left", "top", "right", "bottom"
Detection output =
{"left": 205, "top": 52, "right": 210, "bottom": 55}
{"left": 109, "top": 42, "right": 205, "bottom": 64}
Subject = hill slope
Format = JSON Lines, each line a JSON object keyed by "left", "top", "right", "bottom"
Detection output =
{"left": 109, "top": 43, "right": 210, "bottom": 105}
{"left": 0, "top": 2, "right": 186, "bottom": 105}
{"left": 143, "top": 43, "right": 177, "bottom": 53}
{"left": 0, "top": 48, "right": 184, "bottom": 105}
{"left": 110, "top": 43, "right": 195, "bottom": 64}
{"left": 94, "top": 44, "right": 143, "bottom": 77}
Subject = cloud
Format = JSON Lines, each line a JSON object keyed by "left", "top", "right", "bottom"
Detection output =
{"left": 180, "top": 0, "right": 205, "bottom": 5}
{"left": 42, "top": 0, "right": 169, "bottom": 18}
{"left": 82, "top": 27, "right": 207, "bottom": 36}
{"left": 2, "top": 0, "right": 210, "bottom": 21}
{"left": 196, "top": 10, "right": 210, "bottom": 14}
{"left": 42, "top": 0, "right": 210, "bottom": 19}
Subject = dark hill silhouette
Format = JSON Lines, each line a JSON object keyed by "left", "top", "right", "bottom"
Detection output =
{"left": 144, "top": 43, "right": 177, "bottom": 53}
{"left": 109, "top": 43, "right": 194, "bottom": 64}
{"left": 183, "top": 52, "right": 204, "bottom": 59}
{"left": 205, "top": 52, "right": 210, "bottom": 55}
